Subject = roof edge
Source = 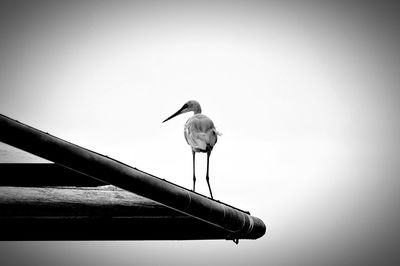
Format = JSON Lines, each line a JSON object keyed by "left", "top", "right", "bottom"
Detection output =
{"left": 0, "top": 114, "right": 266, "bottom": 240}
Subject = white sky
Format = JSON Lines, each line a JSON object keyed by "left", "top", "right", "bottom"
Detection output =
{"left": 1, "top": 1, "right": 400, "bottom": 265}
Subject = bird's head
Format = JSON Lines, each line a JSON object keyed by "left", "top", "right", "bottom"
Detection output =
{"left": 162, "top": 100, "right": 202, "bottom": 123}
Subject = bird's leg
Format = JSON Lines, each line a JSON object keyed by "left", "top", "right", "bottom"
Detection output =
{"left": 192, "top": 150, "right": 196, "bottom": 191}
{"left": 206, "top": 151, "right": 214, "bottom": 199}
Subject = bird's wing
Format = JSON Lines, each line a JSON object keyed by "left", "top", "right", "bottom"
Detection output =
{"left": 184, "top": 115, "right": 219, "bottom": 152}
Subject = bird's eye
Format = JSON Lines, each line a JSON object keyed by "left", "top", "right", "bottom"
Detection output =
{"left": 182, "top": 103, "right": 189, "bottom": 109}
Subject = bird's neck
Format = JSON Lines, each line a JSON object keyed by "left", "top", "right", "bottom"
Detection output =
{"left": 193, "top": 106, "right": 202, "bottom": 114}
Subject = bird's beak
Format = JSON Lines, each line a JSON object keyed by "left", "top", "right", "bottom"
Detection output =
{"left": 162, "top": 104, "right": 187, "bottom": 123}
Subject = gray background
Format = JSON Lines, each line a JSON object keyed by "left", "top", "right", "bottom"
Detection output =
{"left": 1, "top": 1, "right": 400, "bottom": 265}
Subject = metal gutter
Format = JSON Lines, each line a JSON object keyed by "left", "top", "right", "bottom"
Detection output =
{"left": 0, "top": 114, "right": 266, "bottom": 240}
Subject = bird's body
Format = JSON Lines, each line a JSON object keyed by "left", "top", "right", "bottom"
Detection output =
{"left": 184, "top": 114, "right": 219, "bottom": 153}
{"left": 163, "top": 100, "right": 220, "bottom": 199}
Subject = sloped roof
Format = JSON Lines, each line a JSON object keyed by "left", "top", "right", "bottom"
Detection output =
{"left": 0, "top": 114, "right": 266, "bottom": 241}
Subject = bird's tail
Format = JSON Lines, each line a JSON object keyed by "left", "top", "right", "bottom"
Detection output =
{"left": 214, "top": 129, "right": 222, "bottom": 136}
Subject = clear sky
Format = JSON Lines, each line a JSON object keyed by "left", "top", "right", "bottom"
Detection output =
{"left": 1, "top": 1, "right": 400, "bottom": 265}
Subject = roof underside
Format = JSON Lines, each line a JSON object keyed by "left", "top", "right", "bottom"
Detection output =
{"left": 0, "top": 163, "right": 232, "bottom": 241}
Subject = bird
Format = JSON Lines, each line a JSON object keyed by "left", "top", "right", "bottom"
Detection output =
{"left": 162, "top": 100, "right": 221, "bottom": 199}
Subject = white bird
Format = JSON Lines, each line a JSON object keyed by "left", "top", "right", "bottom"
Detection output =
{"left": 163, "top": 100, "right": 221, "bottom": 199}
